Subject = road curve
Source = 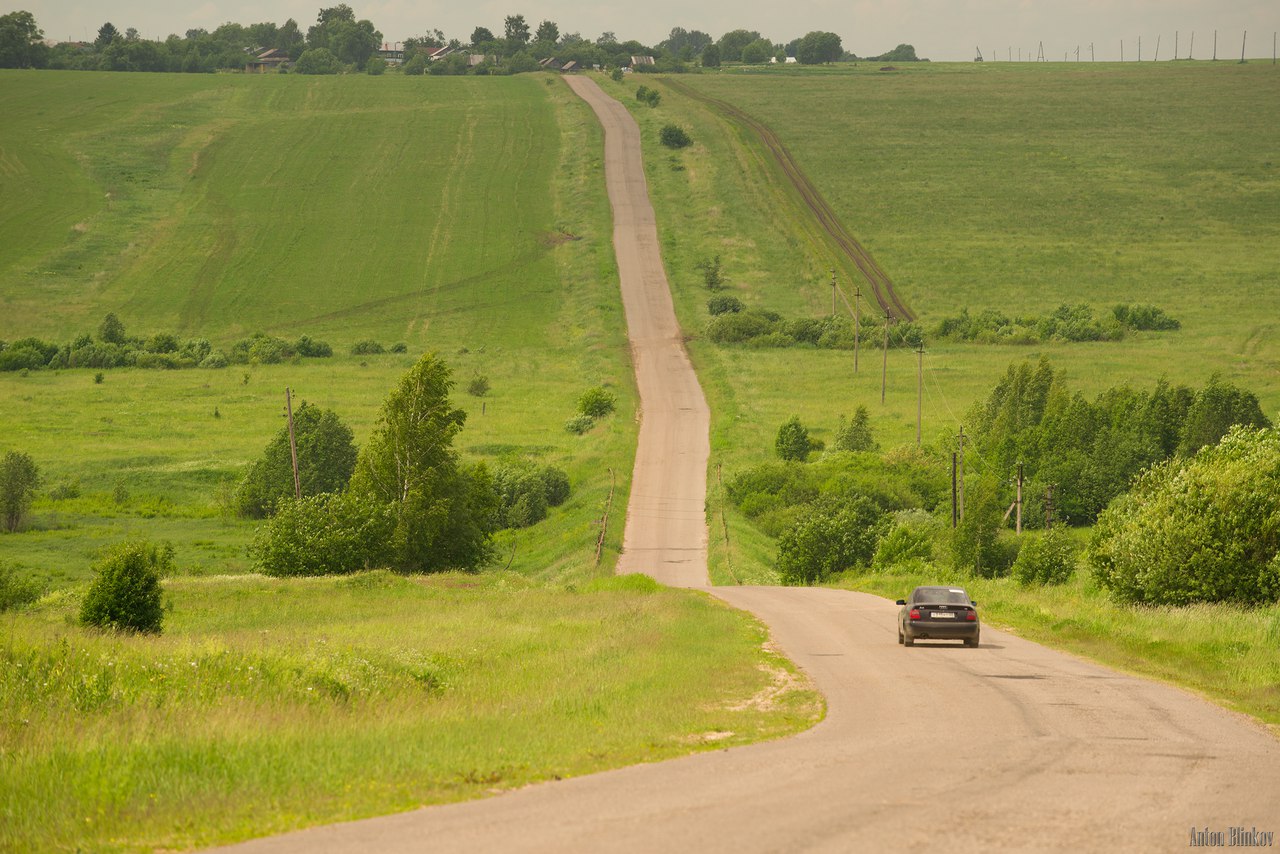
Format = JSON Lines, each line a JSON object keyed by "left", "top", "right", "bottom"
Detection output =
{"left": 564, "top": 75, "right": 711, "bottom": 588}
{"left": 214, "top": 589, "right": 1280, "bottom": 853}
{"left": 209, "top": 78, "right": 1280, "bottom": 854}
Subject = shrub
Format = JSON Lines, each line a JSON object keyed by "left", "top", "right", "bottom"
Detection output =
{"left": 366, "top": 56, "right": 387, "bottom": 75}
{"left": 660, "top": 124, "right": 692, "bottom": 148}
{"left": 199, "top": 350, "right": 229, "bottom": 369}
{"left": 707, "top": 295, "right": 743, "bottom": 315}
{"left": 251, "top": 493, "right": 396, "bottom": 576}
{"left": 467, "top": 375, "right": 491, "bottom": 397}
{"left": 295, "top": 335, "right": 333, "bottom": 357}
{"left": 565, "top": 414, "right": 595, "bottom": 435}
{"left": 696, "top": 255, "right": 724, "bottom": 290}
{"left": 872, "top": 509, "right": 940, "bottom": 571}
{"left": 951, "top": 477, "right": 1011, "bottom": 578}
{"left": 578, "top": 386, "right": 616, "bottom": 418}
{"left": 0, "top": 563, "right": 42, "bottom": 612}
{"left": 540, "top": 466, "right": 571, "bottom": 507}
{"left": 49, "top": 480, "right": 80, "bottom": 501}
{"left": 295, "top": 47, "right": 342, "bottom": 75}
{"left": 777, "top": 496, "right": 885, "bottom": 584}
{"left": 351, "top": 340, "right": 385, "bottom": 355}
{"left": 390, "top": 342, "right": 408, "bottom": 354}
{"left": 1089, "top": 426, "right": 1280, "bottom": 605}
{"left": 78, "top": 541, "right": 172, "bottom": 634}
{"left": 610, "top": 67, "right": 623, "bottom": 81}
{"left": 1012, "top": 528, "right": 1077, "bottom": 585}
{"left": 0, "top": 451, "right": 40, "bottom": 532}
{"left": 775, "top": 416, "right": 813, "bottom": 462}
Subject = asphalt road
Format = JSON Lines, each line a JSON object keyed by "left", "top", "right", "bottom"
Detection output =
{"left": 209, "top": 77, "right": 1280, "bottom": 853}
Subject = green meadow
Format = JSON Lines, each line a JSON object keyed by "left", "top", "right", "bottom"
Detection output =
{"left": 598, "top": 62, "right": 1280, "bottom": 583}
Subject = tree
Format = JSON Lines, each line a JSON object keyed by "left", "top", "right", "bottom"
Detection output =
{"left": 235, "top": 402, "right": 358, "bottom": 518}
{"left": 471, "top": 26, "right": 495, "bottom": 47}
{"left": 0, "top": 451, "right": 39, "bottom": 533}
{"left": 295, "top": 46, "right": 342, "bottom": 74}
{"left": 797, "top": 31, "right": 842, "bottom": 64}
{"left": 659, "top": 124, "right": 692, "bottom": 148}
{"left": 1177, "top": 375, "right": 1270, "bottom": 457}
{"left": 348, "top": 353, "right": 497, "bottom": 572}
{"left": 504, "top": 14, "right": 530, "bottom": 47}
{"left": 741, "top": 38, "right": 772, "bottom": 64}
{"left": 95, "top": 22, "right": 120, "bottom": 49}
{"left": 278, "top": 18, "right": 305, "bottom": 57}
{"left": 700, "top": 43, "right": 721, "bottom": 68}
{"left": 660, "top": 27, "right": 712, "bottom": 56}
{"left": 717, "top": 29, "right": 762, "bottom": 62}
{"left": 0, "top": 11, "right": 50, "bottom": 69}
{"left": 1090, "top": 425, "right": 1280, "bottom": 605}
{"left": 251, "top": 493, "right": 395, "bottom": 576}
{"left": 532, "top": 19, "right": 558, "bottom": 47}
{"left": 776, "top": 416, "right": 812, "bottom": 462}
{"left": 835, "top": 406, "right": 878, "bottom": 452}
{"left": 78, "top": 540, "right": 170, "bottom": 634}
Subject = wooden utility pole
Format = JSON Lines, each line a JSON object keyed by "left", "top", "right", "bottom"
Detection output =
{"left": 1154, "top": 34, "right": 1160, "bottom": 62}
{"left": 1121, "top": 39, "right": 1125, "bottom": 62}
{"left": 853, "top": 286, "right": 861, "bottom": 374}
{"left": 957, "top": 426, "right": 966, "bottom": 521}
{"left": 1175, "top": 31, "right": 1179, "bottom": 59}
{"left": 1213, "top": 30, "right": 1217, "bottom": 61}
{"left": 1090, "top": 42, "right": 1095, "bottom": 61}
{"left": 285, "top": 387, "right": 301, "bottom": 500}
{"left": 830, "top": 270, "right": 837, "bottom": 317}
{"left": 1189, "top": 32, "right": 1194, "bottom": 60}
{"left": 1138, "top": 35, "right": 1142, "bottom": 62}
{"left": 880, "top": 312, "right": 891, "bottom": 404}
{"left": 951, "top": 452, "right": 958, "bottom": 529}
{"left": 1241, "top": 30, "right": 1247, "bottom": 63}
{"left": 1016, "top": 462, "right": 1024, "bottom": 535}
{"left": 915, "top": 345, "right": 924, "bottom": 447}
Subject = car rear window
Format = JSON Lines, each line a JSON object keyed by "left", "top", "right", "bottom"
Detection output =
{"left": 912, "top": 587, "right": 970, "bottom": 605}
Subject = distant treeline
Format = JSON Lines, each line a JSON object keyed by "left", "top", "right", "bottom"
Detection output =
{"left": 1, "top": 7, "right": 923, "bottom": 75}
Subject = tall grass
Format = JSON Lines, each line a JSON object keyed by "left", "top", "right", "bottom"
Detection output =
{"left": 0, "top": 572, "right": 821, "bottom": 852}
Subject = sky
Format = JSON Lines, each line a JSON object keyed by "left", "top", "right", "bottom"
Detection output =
{"left": 19, "top": 0, "right": 1280, "bottom": 62}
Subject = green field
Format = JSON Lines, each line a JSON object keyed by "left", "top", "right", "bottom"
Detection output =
{"left": 595, "top": 62, "right": 1280, "bottom": 582}
{"left": 0, "top": 71, "right": 637, "bottom": 585}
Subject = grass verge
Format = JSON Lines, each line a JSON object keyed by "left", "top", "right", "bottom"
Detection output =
{"left": 0, "top": 571, "right": 822, "bottom": 852}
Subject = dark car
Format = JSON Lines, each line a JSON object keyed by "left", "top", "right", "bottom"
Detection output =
{"left": 896, "top": 586, "right": 980, "bottom": 647}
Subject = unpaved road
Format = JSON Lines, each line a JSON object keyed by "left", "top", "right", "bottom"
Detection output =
{"left": 211, "top": 78, "right": 1280, "bottom": 853}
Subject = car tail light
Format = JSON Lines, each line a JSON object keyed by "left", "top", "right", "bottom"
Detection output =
{"left": 966, "top": 611, "right": 977, "bottom": 621}
{"left": 909, "top": 608, "right": 921, "bottom": 620}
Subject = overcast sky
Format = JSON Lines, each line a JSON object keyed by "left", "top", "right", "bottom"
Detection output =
{"left": 21, "top": 0, "right": 1279, "bottom": 62}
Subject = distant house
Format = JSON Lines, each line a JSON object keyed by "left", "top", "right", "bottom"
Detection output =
{"left": 559, "top": 60, "right": 579, "bottom": 72}
{"left": 539, "top": 56, "right": 563, "bottom": 70}
{"left": 375, "top": 42, "right": 403, "bottom": 64}
{"left": 427, "top": 45, "right": 455, "bottom": 61}
{"left": 245, "top": 48, "right": 290, "bottom": 73}
{"left": 630, "top": 55, "right": 656, "bottom": 67}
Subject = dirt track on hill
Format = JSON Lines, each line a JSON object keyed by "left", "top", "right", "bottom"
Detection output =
{"left": 663, "top": 78, "right": 915, "bottom": 322}
{"left": 208, "top": 77, "right": 1280, "bottom": 854}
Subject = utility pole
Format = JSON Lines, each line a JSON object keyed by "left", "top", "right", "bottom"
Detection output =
{"left": 1016, "top": 462, "right": 1023, "bottom": 535}
{"left": 915, "top": 345, "right": 924, "bottom": 447}
{"left": 957, "top": 426, "right": 966, "bottom": 522}
{"left": 853, "top": 286, "right": 861, "bottom": 374}
{"left": 1241, "top": 30, "right": 1247, "bottom": 63}
{"left": 830, "top": 270, "right": 836, "bottom": 317}
{"left": 1045, "top": 484, "right": 1055, "bottom": 531}
{"left": 1138, "top": 35, "right": 1142, "bottom": 62}
{"left": 1090, "top": 42, "right": 1094, "bottom": 61}
{"left": 1189, "top": 32, "right": 1194, "bottom": 60}
{"left": 951, "top": 452, "right": 958, "bottom": 529}
{"left": 1121, "top": 39, "right": 1124, "bottom": 62}
{"left": 285, "top": 387, "right": 301, "bottom": 500}
{"left": 1213, "top": 30, "right": 1217, "bottom": 61}
{"left": 1154, "top": 34, "right": 1160, "bottom": 62}
{"left": 880, "top": 312, "right": 891, "bottom": 404}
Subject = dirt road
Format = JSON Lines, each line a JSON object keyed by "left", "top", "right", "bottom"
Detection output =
{"left": 564, "top": 76, "right": 711, "bottom": 588}
{"left": 210, "top": 78, "right": 1280, "bottom": 853}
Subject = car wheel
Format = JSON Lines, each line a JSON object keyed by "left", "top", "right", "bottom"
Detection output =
{"left": 898, "top": 630, "right": 904, "bottom": 645}
{"left": 904, "top": 633, "right": 914, "bottom": 647}
{"left": 966, "top": 634, "right": 979, "bottom": 648}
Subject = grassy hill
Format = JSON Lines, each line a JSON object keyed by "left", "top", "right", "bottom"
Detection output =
{"left": 597, "top": 63, "right": 1280, "bottom": 581}
{"left": 0, "top": 71, "right": 637, "bottom": 585}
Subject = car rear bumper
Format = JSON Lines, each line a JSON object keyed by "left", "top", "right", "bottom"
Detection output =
{"left": 907, "top": 621, "right": 979, "bottom": 640}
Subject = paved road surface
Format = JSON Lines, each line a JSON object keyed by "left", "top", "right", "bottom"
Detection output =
{"left": 210, "top": 77, "right": 1280, "bottom": 853}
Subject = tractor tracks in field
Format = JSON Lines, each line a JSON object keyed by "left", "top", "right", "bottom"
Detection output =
{"left": 663, "top": 79, "right": 914, "bottom": 323}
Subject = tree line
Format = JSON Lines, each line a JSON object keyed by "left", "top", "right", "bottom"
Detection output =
{"left": 1, "top": 7, "right": 924, "bottom": 74}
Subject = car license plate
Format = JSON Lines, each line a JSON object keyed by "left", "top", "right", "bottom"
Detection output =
{"left": 931, "top": 612, "right": 956, "bottom": 619}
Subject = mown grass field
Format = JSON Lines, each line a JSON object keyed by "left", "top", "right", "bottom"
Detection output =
{"left": 0, "top": 71, "right": 636, "bottom": 586}
{"left": 0, "top": 571, "right": 820, "bottom": 852}
{"left": 599, "top": 62, "right": 1280, "bottom": 584}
